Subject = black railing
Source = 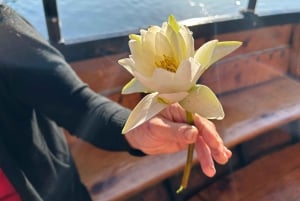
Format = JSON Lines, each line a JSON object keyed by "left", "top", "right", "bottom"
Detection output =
{"left": 42, "top": 0, "right": 62, "bottom": 43}
{"left": 247, "top": 0, "right": 257, "bottom": 12}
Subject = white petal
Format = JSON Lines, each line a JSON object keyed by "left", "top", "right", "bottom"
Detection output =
{"left": 129, "top": 39, "right": 142, "bottom": 58}
{"left": 194, "top": 40, "right": 218, "bottom": 69}
{"left": 140, "top": 29, "right": 147, "bottom": 36}
{"left": 135, "top": 68, "right": 189, "bottom": 93}
{"left": 134, "top": 69, "right": 173, "bottom": 92}
{"left": 167, "top": 15, "right": 180, "bottom": 32}
{"left": 180, "top": 85, "right": 224, "bottom": 119}
{"left": 180, "top": 25, "right": 194, "bottom": 57}
{"left": 165, "top": 23, "right": 185, "bottom": 62}
{"left": 143, "top": 26, "right": 159, "bottom": 50}
{"left": 118, "top": 58, "right": 135, "bottom": 75}
{"left": 129, "top": 34, "right": 141, "bottom": 42}
{"left": 208, "top": 41, "right": 242, "bottom": 67}
{"left": 176, "top": 58, "right": 201, "bottom": 86}
{"left": 122, "top": 78, "right": 151, "bottom": 94}
{"left": 134, "top": 58, "right": 200, "bottom": 93}
{"left": 147, "top": 25, "right": 161, "bottom": 33}
{"left": 129, "top": 40, "right": 153, "bottom": 76}
{"left": 155, "top": 31, "right": 176, "bottom": 60}
{"left": 158, "top": 92, "right": 189, "bottom": 103}
{"left": 122, "top": 93, "right": 168, "bottom": 133}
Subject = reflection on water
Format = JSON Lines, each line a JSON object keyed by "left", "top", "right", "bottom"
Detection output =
{"left": 55, "top": 0, "right": 248, "bottom": 40}
{"left": 3, "top": 0, "right": 300, "bottom": 41}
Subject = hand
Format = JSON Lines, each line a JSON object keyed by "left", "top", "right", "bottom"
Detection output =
{"left": 125, "top": 103, "right": 232, "bottom": 177}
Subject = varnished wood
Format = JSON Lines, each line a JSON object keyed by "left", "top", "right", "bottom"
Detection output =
{"left": 289, "top": 24, "right": 300, "bottom": 78}
{"left": 201, "top": 46, "right": 290, "bottom": 94}
{"left": 168, "top": 129, "right": 293, "bottom": 199}
{"left": 66, "top": 23, "right": 299, "bottom": 201}
{"left": 107, "top": 93, "right": 142, "bottom": 110}
{"left": 217, "top": 77, "right": 300, "bottom": 148}
{"left": 69, "top": 24, "right": 293, "bottom": 98}
{"left": 210, "top": 25, "right": 292, "bottom": 56}
{"left": 70, "top": 53, "right": 130, "bottom": 93}
{"left": 189, "top": 143, "right": 300, "bottom": 201}
{"left": 240, "top": 129, "right": 293, "bottom": 162}
{"left": 69, "top": 77, "right": 300, "bottom": 201}
{"left": 127, "top": 182, "right": 171, "bottom": 201}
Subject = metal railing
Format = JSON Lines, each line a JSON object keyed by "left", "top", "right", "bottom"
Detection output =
{"left": 247, "top": 0, "right": 257, "bottom": 12}
{"left": 42, "top": 0, "right": 61, "bottom": 43}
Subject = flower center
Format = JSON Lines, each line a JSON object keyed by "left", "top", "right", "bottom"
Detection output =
{"left": 155, "top": 55, "right": 178, "bottom": 73}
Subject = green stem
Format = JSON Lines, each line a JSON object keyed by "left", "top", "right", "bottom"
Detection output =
{"left": 176, "top": 111, "right": 195, "bottom": 194}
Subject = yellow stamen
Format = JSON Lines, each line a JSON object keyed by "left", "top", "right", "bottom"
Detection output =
{"left": 155, "top": 55, "right": 178, "bottom": 73}
{"left": 157, "top": 97, "right": 171, "bottom": 104}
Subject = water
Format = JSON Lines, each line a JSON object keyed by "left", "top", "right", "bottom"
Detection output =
{"left": 3, "top": 0, "right": 300, "bottom": 41}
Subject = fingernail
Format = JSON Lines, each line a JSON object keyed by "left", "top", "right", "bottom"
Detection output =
{"left": 207, "top": 166, "right": 216, "bottom": 177}
{"left": 226, "top": 148, "right": 232, "bottom": 158}
{"left": 185, "top": 126, "right": 197, "bottom": 142}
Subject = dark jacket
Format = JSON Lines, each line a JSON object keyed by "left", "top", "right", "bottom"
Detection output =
{"left": 0, "top": 4, "right": 131, "bottom": 201}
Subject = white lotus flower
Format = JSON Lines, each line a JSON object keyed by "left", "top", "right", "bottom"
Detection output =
{"left": 119, "top": 15, "right": 242, "bottom": 133}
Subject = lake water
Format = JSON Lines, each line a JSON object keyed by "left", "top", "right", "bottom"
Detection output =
{"left": 3, "top": 0, "right": 300, "bottom": 41}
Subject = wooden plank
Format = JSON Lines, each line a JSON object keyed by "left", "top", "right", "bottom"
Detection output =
{"left": 200, "top": 46, "right": 290, "bottom": 94}
{"left": 107, "top": 93, "right": 142, "bottom": 110}
{"left": 167, "top": 147, "right": 242, "bottom": 201}
{"left": 71, "top": 45, "right": 291, "bottom": 104}
{"left": 97, "top": 46, "right": 291, "bottom": 102}
{"left": 210, "top": 24, "right": 292, "bottom": 57}
{"left": 194, "top": 25, "right": 292, "bottom": 56}
{"left": 71, "top": 44, "right": 291, "bottom": 102}
{"left": 189, "top": 143, "right": 300, "bottom": 201}
{"left": 217, "top": 77, "right": 300, "bottom": 148}
{"left": 68, "top": 77, "right": 300, "bottom": 201}
{"left": 69, "top": 24, "right": 293, "bottom": 98}
{"left": 70, "top": 53, "right": 131, "bottom": 93}
{"left": 289, "top": 24, "right": 300, "bottom": 78}
{"left": 168, "top": 129, "right": 292, "bottom": 200}
{"left": 241, "top": 129, "right": 292, "bottom": 162}
{"left": 128, "top": 182, "right": 170, "bottom": 201}
{"left": 242, "top": 169, "right": 300, "bottom": 201}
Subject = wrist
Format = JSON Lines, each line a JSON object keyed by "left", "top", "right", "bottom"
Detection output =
{"left": 125, "top": 132, "right": 146, "bottom": 156}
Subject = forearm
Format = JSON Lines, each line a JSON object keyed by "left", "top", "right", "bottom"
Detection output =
{"left": 73, "top": 90, "right": 132, "bottom": 150}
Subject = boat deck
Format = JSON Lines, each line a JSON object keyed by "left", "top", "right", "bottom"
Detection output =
{"left": 66, "top": 76, "right": 300, "bottom": 201}
{"left": 66, "top": 22, "right": 300, "bottom": 201}
{"left": 189, "top": 142, "right": 300, "bottom": 201}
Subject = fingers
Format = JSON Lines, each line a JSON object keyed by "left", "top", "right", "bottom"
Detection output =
{"left": 137, "top": 111, "right": 232, "bottom": 162}
{"left": 126, "top": 105, "right": 232, "bottom": 178}
{"left": 195, "top": 136, "right": 232, "bottom": 177}
{"left": 126, "top": 116, "right": 199, "bottom": 155}
{"left": 193, "top": 114, "right": 223, "bottom": 149}
{"left": 150, "top": 116, "right": 199, "bottom": 145}
{"left": 195, "top": 136, "right": 216, "bottom": 177}
{"left": 159, "top": 103, "right": 188, "bottom": 122}
{"left": 210, "top": 146, "right": 232, "bottom": 165}
{"left": 193, "top": 114, "right": 231, "bottom": 164}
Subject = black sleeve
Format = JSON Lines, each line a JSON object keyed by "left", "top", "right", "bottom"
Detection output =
{"left": 0, "top": 5, "right": 132, "bottom": 151}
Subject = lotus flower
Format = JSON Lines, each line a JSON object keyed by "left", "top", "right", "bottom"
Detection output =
{"left": 119, "top": 15, "right": 242, "bottom": 134}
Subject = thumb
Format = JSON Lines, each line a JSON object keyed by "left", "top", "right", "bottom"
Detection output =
{"left": 160, "top": 118, "right": 198, "bottom": 144}
{"left": 180, "top": 125, "right": 198, "bottom": 144}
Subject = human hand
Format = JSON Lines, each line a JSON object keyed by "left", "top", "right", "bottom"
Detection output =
{"left": 125, "top": 103, "right": 232, "bottom": 177}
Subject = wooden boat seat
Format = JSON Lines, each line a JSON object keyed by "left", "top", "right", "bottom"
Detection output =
{"left": 65, "top": 23, "right": 300, "bottom": 200}
{"left": 188, "top": 142, "right": 300, "bottom": 201}
{"left": 68, "top": 76, "right": 300, "bottom": 201}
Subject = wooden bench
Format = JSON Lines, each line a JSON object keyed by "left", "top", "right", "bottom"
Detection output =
{"left": 188, "top": 142, "right": 300, "bottom": 201}
{"left": 67, "top": 76, "right": 300, "bottom": 201}
{"left": 67, "top": 24, "right": 300, "bottom": 201}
